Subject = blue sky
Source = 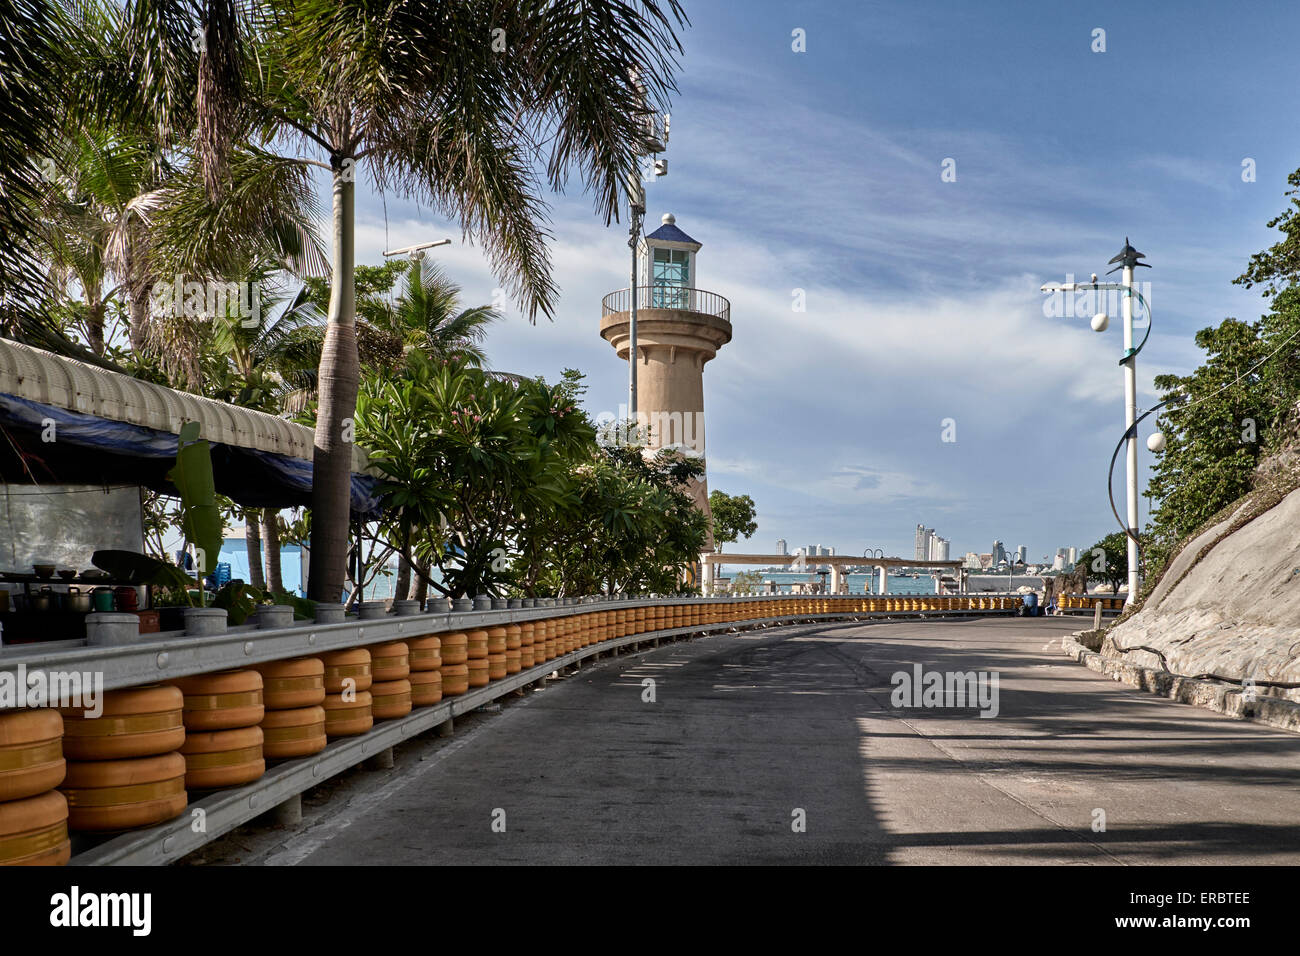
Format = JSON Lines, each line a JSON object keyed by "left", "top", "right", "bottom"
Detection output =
{"left": 339, "top": 0, "right": 1300, "bottom": 563}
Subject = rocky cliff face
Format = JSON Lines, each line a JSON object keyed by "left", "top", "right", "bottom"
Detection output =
{"left": 1104, "top": 404, "right": 1300, "bottom": 700}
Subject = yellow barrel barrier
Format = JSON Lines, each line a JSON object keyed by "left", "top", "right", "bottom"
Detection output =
{"left": 439, "top": 631, "right": 470, "bottom": 697}
{"left": 179, "top": 725, "right": 265, "bottom": 790}
{"left": 60, "top": 751, "right": 187, "bottom": 832}
{"left": 545, "top": 618, "right": 558, "bottom": 659}
{"left": 322, "top": 648, "right": 372, "bottom": 694}
{"left": 505, "top": 624, "right": 523, "bottom": 674}
{"left": 323, "top": 690, "right": 373, "bottom": 738}
{"left": 171, "top": 670, "right": 264, "bottom": 732}
{"left": 256, "top": 657, "right": 326, "bottom": 710}
{"left": 519, "top": 623, "right": 536, "bottom": 668}
{"left": 371, "top": 679, "right": 413, "bottom": 720}
{"left": 0, "top": 789, "right": 70, "bottom": 866}
{"left": 60, "top": 684, "right": 186, "bottom": 762}
{"left": 408, "top": 634, "right": 442, "bottom": 673}
{"left": 369, "top": 642, "right": 411, "bottom": 683}
{"left": 3, "top": 593, "right": 1068, "bottom": 863}
{"left": 409, "top": 669, "right": 443, "bottom": 707}
{"left": 0, "top": 709, "right": 65, "bottom": 803}
{"left": 261, "top": 706, "right": 327, "bottom": 760}
{"left": 486, "top": 627, "right": 508, "bottom": 680}
{"left": 466, "top": 629, "right": 490, "bottom": 687}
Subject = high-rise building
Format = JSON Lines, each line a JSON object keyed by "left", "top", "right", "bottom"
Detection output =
{"left": 930, "top": 537, "right": 950, "bottom": 562}
{"left": 775, "top": 538, "right": 787, "bottom": 556}
{"left": 963, "top": 551, "right": 982, "bottom": 570}
{"left": 914, "top": 524, "right": 927, "bottom": 561}
{"left": 1067, "top": 546, "right": 1078, "bottom": 566}
{"left": 1017, "top": 545, "right": 1028, "bottom": 565}
{"left": 992, "top": 540, "right": 1006, "bottom": 566}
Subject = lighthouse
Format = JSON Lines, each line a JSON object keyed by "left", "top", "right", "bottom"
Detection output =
{"left": 600, "top": 213, "right": 732, "bottom": 538}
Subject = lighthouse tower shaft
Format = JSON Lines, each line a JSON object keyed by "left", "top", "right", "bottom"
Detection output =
{"left": 599, "top": 214, "right": 732, "bottom": 535}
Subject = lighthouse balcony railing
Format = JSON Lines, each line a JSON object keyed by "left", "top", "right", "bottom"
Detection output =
{"left": 602, "top": 286, "right": 731, "bottom": 322}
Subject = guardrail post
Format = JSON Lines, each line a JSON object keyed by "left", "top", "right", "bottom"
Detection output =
{"left": 365, "top": 747, "right": 395, "bottom": 770}
{"left": 267, "top": 793, "right": 302, "bottom": 826}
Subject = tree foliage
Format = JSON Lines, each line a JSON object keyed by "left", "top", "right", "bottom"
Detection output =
{"left": 708, "top": 490, "right": 757, "bottom": 551}
{"left": 354, "top": 360, "right": 707, "bottom": 600}
{"left": 1078, "top": 532, "right": 1129, "bottom": 593}
{"left": 1144, "top": 167, "right": 1300, "bottom": 572}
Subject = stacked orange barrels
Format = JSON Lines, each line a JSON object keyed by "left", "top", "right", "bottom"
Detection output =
{"left": 505, "top": 625, "right": 522, "bottom": 675}
{"left": 171, "top": 670, "right": 266, "bottom": 792}
{"left": 257, "top": 658, "right": 327, "bottom": 761}
{"left": 486, "top": 627, "right": 508, "bottom": 681}
{"left": 466, "top": 629, "right": 490, "bottom": 688}
{"left": 519, "top": 621, "right": 536, "bottom": 669}
{"left": 370, "top": 642, "right": 412, "bottom": 720}
{"left": 58, "top": 685, "right": 188, "bottom": 834}
{"left": 321, "top": 648, "right": 373, "bottom": 737}
{"left": 439, "top": 632, "right": 469, "bottom": 697}
{"left": 0, "top": 708, "right": 70, "bottom": 865}
{"left": 408, "top": 635, "right": 444, "bottom": 707}
{"left": 544, "top": 616, "right": 558, "bottom": 660}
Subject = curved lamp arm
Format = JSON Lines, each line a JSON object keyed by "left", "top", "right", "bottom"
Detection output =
{"left": 1107, "top": 397, "right": 1174, "bottom": 544}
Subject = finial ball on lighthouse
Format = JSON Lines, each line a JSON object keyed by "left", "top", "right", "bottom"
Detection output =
{"left": 661, "top": 212, "right": 675, "bottom": 225}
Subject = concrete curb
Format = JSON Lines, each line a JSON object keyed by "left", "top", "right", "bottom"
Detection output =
{"left": 1061, "top": 634, "right": 1300, "bottom": 734}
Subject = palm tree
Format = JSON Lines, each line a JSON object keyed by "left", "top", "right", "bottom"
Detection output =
{"left": 91, "top": 0, "right": 685, "bottom": 601}
{"left": 366, "top": 259, "right": 501, "bottom": 372}
{"left": 0, "top": 0, "right": 77, "bottom": 345}
{"left": 195, "top": 0, "right": 688, "bottom": 602}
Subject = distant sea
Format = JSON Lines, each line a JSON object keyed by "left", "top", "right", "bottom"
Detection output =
{"left": 729, "top": 572, "right": 936, "bottom": 595}
{"left": 721, "top": 571, "right": 1048, "bottom": 595}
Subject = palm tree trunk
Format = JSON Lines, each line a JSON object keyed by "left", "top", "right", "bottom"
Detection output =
{"left": 245, "top": 510, "right": 265, "bottom": 590}
{"left": 263, "top": 507, "right": 283, "bottom": 594}
{"left": 87, "top": 300, "right": 106, "bottom": 356}
{"left": 307, "top": 161, "right": 358, "bottom": 603}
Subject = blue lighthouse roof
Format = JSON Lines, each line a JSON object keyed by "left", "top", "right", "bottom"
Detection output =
{"left": 644, "top": 213, "right": 698, "bottom": 245}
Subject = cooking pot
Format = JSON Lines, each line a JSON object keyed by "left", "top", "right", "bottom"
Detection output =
{"left": 91, "top": 587, "right": 115, "bottom": 612}
{"left": 29, "top": 587, "right": 54, "bottom": 613}
{"left": 65, "top": 587, "right": 91, "bottom": 613}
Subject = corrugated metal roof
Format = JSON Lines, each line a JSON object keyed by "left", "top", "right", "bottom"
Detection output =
{"left": 0, "top": 337, "right": 368, "bottom": 472}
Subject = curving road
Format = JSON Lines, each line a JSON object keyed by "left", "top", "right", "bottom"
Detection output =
{"left": 210, "top": 617, "right": 1300, "bottom": 865}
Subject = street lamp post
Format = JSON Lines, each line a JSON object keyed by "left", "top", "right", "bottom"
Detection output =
{"left": 863, "top": 548, "right": 884, "bottom": 594}
{"left": 1004, "top": 555, "right": 1025, "bottom": 593}
{"left": 1041, "top": 238, "right": 1152, "bottom": 607}
{"left": 624, "top": 83, "right": 669, "bottom": 425}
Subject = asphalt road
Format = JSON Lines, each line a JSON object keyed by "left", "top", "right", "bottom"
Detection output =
{"left": 215, "top": 617, "right": 1300, "bottom": 865}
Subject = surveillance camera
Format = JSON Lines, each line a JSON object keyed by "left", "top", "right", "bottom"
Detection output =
{"left": 382, "top": 238, "right": 452, "bottom": 258}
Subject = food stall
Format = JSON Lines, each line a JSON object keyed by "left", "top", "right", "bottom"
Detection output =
{"left": 0, "top": 337, "right": 381, "bottom": 643}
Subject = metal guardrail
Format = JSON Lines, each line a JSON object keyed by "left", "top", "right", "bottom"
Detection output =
{"left": 601, "top": 286, "right": 731, "bottom": 322}
{"left": 0, "top": 594, "right": 1042, "bottom": 692}
{"left": 66, "top": 602, "right": 1014, "bottom": 865}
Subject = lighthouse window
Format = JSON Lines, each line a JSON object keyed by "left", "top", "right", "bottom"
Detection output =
{"left": 652, "top": 247, "right": 690, "bottom": 308}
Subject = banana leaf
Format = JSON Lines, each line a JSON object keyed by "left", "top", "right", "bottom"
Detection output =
{"left": 165, "top": 421, "right": 223, "bottom": 591}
